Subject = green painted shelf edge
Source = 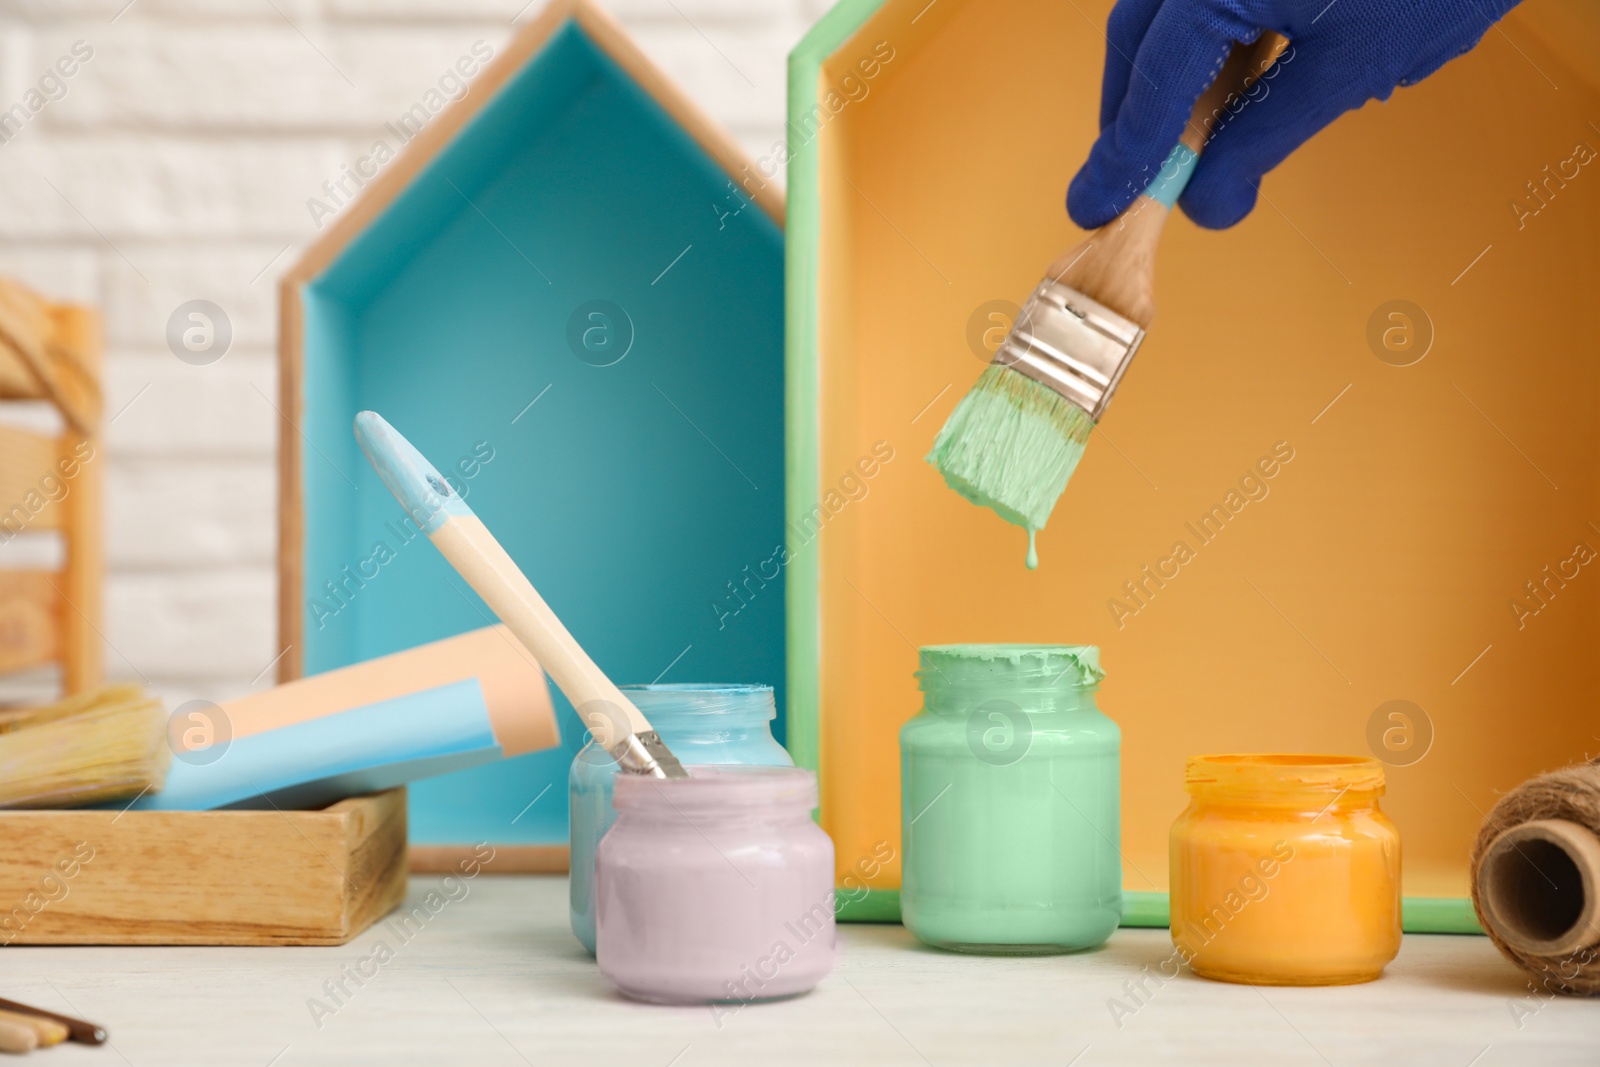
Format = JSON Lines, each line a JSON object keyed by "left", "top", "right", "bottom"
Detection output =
{"left": 839, "top": 889, "right": 1482, "bottom": 935}
{"left": 785, "top": 0, "right": 1486, "bottom": 941}
{"left": 1402, "top": 897, "right": 1485, "bottom": 935}
{"left": 836, "top": 888, "right": 903, "bottom": 923}
{"left": 784, "top": 0, "right": 884, "bottom": 775}
{"left": 1120, "top": 891, "right": 1170, "bottom": 928}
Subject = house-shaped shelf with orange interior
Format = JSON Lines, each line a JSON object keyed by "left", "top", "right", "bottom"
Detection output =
{"left": 786, "top": 0, "right": 1600, "bottom": 930}
{"left": 278, "top": 0, "right": 784, "bottom": 866}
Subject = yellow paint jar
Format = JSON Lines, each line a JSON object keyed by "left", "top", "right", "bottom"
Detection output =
{"left": 1169, "top": 754, "right": 1401, "bottom": 985}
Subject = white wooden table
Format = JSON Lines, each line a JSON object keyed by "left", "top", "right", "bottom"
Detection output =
{"left": 10, "top": 876, "right": 1597, "bottom": 1066}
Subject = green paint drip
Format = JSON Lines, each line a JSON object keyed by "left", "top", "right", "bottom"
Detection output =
{"left": 925, "top": 365, "right": 1094, "bottom": 546}
{"left": 1025, "top": 528, "right": 1038, "bottom": 570}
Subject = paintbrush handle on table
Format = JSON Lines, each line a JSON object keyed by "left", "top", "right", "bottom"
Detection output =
{"left": 0, "top": 1010, "right": 67, "bottom": 1047}
{"left": 0, "top": 1019, "right": 35, "bottom": 1055}
{"left": 0, "top": 997, "right": 104, "bottom": 1045}
{"left": 353, "top": 410, "right": 688, "bottom": 779}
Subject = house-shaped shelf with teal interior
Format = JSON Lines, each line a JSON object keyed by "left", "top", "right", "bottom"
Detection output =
{"left": 278, "top": 0, "right": 785, "bottom": 868}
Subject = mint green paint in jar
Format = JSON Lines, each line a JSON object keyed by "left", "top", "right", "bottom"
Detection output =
{"left": 900, "top": 644, "right": 1121, "bottom": 954}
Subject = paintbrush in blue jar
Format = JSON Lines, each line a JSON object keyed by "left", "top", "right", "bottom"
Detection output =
{"left": 353, "top": 410, "right": 688, "bottom": 779}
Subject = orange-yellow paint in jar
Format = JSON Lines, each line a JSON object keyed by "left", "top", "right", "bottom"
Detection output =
{"left": 1169, "top": 754, "right": 1401, "bottom": 985}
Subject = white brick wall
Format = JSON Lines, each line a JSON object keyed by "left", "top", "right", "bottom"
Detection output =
{"left": 0, "top": 0, "right": 812, "bottom": 706}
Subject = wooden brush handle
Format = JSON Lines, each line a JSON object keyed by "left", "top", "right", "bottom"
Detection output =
{"left": 1050, "top": 32, "right": 1290, "bottom": 325}
{"left": 0, "top": 999, "right": 104, "bottom": 1046}
{"left": 1180, "top": 32, "right": 1290, "bottom": 155}
{"left": 219, "top": 626, "right": 556, "bottom": 758}
{"left": 430, "top": 517, "right": 653, "bottom": 745}
{"left": 0, "top": 1019, "right": 37, "bottom": 1054}
{"left": 353, "top": 410, "right": 654, "bottom": 751}
{"left": 0, "top": 1011, "right": 67, "bottom": 1047}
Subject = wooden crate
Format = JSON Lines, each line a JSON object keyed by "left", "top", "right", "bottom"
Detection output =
{"left": 0, "top": 789, "right": 406, "bottom": 946}
{"left": 277, "top": 0, "right": 786, "bottom": 868}
{"left": 787, "top": 0, "right": 1600, "bottom": 931}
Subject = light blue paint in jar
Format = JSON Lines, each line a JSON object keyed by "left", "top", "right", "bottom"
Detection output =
{"left": 569, "top": 683, "right": 792, "bottom": 955}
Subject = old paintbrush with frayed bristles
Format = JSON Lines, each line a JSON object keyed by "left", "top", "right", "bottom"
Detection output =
{"left": 928, "top": 33, "right": 1288, "bottom": 568}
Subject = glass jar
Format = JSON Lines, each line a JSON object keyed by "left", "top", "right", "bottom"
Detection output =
{"left": 899, "top": 644, "right": 1122, "bottom": 953}
{"left": 1170, "top": 754, "right": 1401, "bottom": 985}
{"left": 569, "top": 684, "right": 791, "bottom": 955}
{"left": 595, "top": 766, "right": 836, "bottom": 1004}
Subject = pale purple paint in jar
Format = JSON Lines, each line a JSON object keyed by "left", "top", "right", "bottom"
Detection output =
{"left": 595, "top": 765, "right": 836, "bottom": 1004}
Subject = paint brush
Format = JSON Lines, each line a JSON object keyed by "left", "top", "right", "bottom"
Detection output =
{"left": 120, "top": 624, "right": 558, "bottom": 812}
{"left": 0, "top": 997, "right": 105, "bottom": 1045}
{"left": 0, "top": 1018, "right": 35, "bottom": 1055}
{"left": 926, "top": 33, "right": 1288, "bottom": 568}
{"left": 0, "top": 684, "right": 169, "bottom": 808}
{"left": 0, "top": 1010, "right": 67, "bottom": 1047}
{"left": 353, "top": 410, "right": 688, "bottom": 779}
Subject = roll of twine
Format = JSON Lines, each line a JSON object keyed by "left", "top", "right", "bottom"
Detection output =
{"left": 1470, "top": 758, "right": 1600, "bottom": 995}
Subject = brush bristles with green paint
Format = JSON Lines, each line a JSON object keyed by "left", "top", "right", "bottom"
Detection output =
{"left": 925, "top": 203, "right": 1161, "bottom": 570}
{"left": 927, "top": 35, "right": 1288, "bottom": 568}
{"left": 928, "top": 362, "right": 1095, "bottom": 537}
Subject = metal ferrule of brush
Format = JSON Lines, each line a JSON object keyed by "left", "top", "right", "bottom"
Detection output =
{"left": 993, "top": 279, "right": 1145, "bottom": 422}
{"left": 610, "top": 730, "right": 690, "bottom": 779}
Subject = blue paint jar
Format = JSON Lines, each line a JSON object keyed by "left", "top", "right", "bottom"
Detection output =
{"left": 569, "top": 684, "right": 792, "bottom": 954}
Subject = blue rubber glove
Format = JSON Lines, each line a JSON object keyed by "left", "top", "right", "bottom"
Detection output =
{"left": 1067, "top": 0, "right": 1522, "bottom": 230}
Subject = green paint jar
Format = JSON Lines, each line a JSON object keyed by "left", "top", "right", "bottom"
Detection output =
{"left": 900, "top": 644, "right": 1121, "bottom": 954}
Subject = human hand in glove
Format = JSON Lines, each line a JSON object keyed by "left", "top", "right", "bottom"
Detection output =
{"left": 1066, "top": 0, "right": 1522, "bottom": 230}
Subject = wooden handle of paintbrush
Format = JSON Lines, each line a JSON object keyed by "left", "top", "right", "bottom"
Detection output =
{"left": 0, "top": 1019, "right": 37, "bottom": 1054}
{"left": 1051, "top": 31, "right": 1290, "bottom": 325}
{"left": 1179, "top": 32, "right": 1290, "bottom": 155}
{"left": 0, "top": 998, "right": 105, "bottom": 1045}
{"left": 0, "top": 1011, "right": 67, "bottom": 1047}
{"left": 218, "top": 626, "right": 556, "bottom": 758}
{"left": 353, "top": 410, "right": 655, "bottom": 752}
{"left": 429, "top": 517, "right": 654, "bottom": 746}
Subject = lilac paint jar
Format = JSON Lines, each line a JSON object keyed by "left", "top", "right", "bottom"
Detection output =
{"left": 595, "top": 766, "right": 836, "bottom": 1004}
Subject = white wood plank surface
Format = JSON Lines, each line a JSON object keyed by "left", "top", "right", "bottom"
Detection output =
{"left": 5, "top": 875, "right": 1595, "bottom": 1066}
